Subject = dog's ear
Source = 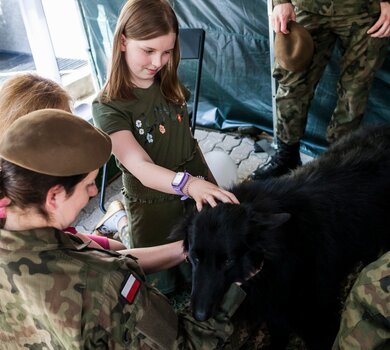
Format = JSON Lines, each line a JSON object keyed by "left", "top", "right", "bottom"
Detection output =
{"left": 169, "top": 208, "right": 197, "bottom": 251}
{"left": 252, "top": 212, "right": 291, "bottom": 231}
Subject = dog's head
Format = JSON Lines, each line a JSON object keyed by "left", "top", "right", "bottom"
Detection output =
{"left": 172, "top": 202, "right": 290, "bottom": 321}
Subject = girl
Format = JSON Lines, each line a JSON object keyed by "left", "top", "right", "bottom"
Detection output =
{"left": 93, "top": 0, "right": 239, "bottom": 294}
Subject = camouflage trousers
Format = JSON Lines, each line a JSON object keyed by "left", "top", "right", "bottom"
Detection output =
{"left": 273, "top": 10, "right": 389, "bottom": 144}
{"left": 219, "top": 320, "right": 270, "bottom": 349}
{"left": 222, "top": 320, "right": 308, "bottom": 350}
{"left": 333, "top": 252, "right": 390, "bottom": 349}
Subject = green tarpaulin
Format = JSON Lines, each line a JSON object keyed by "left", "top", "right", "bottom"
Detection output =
{"left": 77, "top": 0, "right": 390, "bottom": 155}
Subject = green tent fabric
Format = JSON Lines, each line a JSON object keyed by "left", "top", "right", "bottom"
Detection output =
{"left": 76, "top": 0, "right": 390, "bottom": 155}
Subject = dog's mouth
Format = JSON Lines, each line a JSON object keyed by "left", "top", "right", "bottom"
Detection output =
{"left": 190, "top": 259, "right": 266, "bottom": 322}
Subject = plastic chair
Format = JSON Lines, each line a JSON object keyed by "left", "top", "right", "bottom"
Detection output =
{"left": 98, "top": 28, "right": 205, "bottom": 213}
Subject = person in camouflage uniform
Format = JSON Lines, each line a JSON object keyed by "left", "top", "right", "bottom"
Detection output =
{"left": 333, "top": 250, "right": 390, "bottom": 349}
{"left": 251, "top": 0, "right": 390, "bottom": 180}
{"left": 0, "top": 109, "right": 257, "bottom": 349}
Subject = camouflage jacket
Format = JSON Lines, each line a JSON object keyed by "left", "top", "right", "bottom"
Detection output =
{"left": 333, "top": 251, "right": 390, "bottom": 349}
{"left": 272, "top": 0, "right": 382, "bottom": 16}
{"left": 0, "top": 228, "right": 245, "bottom": 349}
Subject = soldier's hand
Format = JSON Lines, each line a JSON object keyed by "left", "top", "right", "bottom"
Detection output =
{"left": 272, "top": 3, "right": 296, "bottom": 34}
{"left": 367, "top": 2, "right": 390, "bottom": 38}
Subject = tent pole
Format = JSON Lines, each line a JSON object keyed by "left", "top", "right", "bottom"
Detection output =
{"left": 267, "top": 0, "right": 278, "bottom": 149}
{"left": 18, "top": 0, "right": 61, "bottom": 83}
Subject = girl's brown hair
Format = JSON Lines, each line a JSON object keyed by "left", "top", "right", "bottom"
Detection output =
{"left": 0, "top": 73, "right": 72, "bottom": 139}
{"left": 101, "top": 0, "right": 185, "bottom": 105}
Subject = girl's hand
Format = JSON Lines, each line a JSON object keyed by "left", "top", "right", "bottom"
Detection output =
{"left": 184, "top": 177, "right": 239, "bottom": 211}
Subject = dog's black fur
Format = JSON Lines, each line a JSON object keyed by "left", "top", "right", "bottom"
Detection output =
{"left": 172, "top": 125, "right": 390, "bottom": 349}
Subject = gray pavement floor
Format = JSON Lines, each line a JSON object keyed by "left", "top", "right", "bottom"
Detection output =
{"left": 74, "top": 127, "right": 313, "bottom": 233}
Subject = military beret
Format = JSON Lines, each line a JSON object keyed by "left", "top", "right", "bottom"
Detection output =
{"left": 0, "top": 109, "right": 111, "bottom": 176}
{"left": 274, "top": 21, "right": 314, "bottom": 72}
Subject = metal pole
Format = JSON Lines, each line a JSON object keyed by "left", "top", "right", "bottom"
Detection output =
{"left": 267, "top": 0, "right": 278, "bottom": 149}
{"left": 18, "top": 0, "right": 61, "bottom": 83}
{"left": 74, "top": 0, "right": 102, "bottom": 91}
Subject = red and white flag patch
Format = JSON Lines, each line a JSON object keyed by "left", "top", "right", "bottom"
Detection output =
{"left": 121, "top": 274, "right": 140, "bottom": 304}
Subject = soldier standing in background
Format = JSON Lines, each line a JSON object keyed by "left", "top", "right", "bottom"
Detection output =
{"left": 251, "top": 0, "right": 390, "bottom": 180}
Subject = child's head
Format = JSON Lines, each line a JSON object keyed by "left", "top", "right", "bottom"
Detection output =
{"left": 0, "top": 74, "right": 72, "bottom": 139}
{"left": 103, "top": 0, "right": 185, "bottom": 104}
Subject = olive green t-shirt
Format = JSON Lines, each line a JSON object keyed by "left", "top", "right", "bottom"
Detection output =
{"left": 93, "top": 82, "right": 208, "bottom": 202}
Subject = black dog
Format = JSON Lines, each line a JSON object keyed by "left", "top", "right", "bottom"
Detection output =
{"left": 172, "top": 125, "right": 390, "bottom": 349}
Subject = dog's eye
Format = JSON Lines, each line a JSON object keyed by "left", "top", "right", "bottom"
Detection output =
{"left": 224, "top": 258, "right": 234, "bottom": 268}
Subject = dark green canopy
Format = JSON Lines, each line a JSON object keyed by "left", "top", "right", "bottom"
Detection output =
{"left": 76, "top": 0, "right": 390, "bottom": 155}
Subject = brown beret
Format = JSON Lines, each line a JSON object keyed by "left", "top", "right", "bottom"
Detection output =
{"left": 274, "top": 21, "right": 314, "bottom": 72}
{"left": 0, "top": 109, "right": 111, "bottom": 176}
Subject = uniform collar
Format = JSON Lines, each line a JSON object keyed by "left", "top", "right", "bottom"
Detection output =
{"left": 0, "top": 227, "right": 91, "bottom": 252}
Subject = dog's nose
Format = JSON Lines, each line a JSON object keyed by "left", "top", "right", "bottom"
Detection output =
{"left": 194, "top": 309, "right": 210, "bottom": 322}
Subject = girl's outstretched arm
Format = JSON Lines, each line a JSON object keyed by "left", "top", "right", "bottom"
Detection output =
{"left": 110, "top": 130, "right": 239, "bottom": 210}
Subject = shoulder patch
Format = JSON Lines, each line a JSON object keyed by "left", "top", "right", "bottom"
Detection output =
{"left": 121, "top": 274, "right": 140, "bottom": 304}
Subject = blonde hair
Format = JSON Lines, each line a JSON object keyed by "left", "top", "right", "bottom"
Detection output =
{"left": 0, "top": 74, "right": 72, "bottom": 139}
{"left": 101, "top": 0, "right": 185, "bottom": 105}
